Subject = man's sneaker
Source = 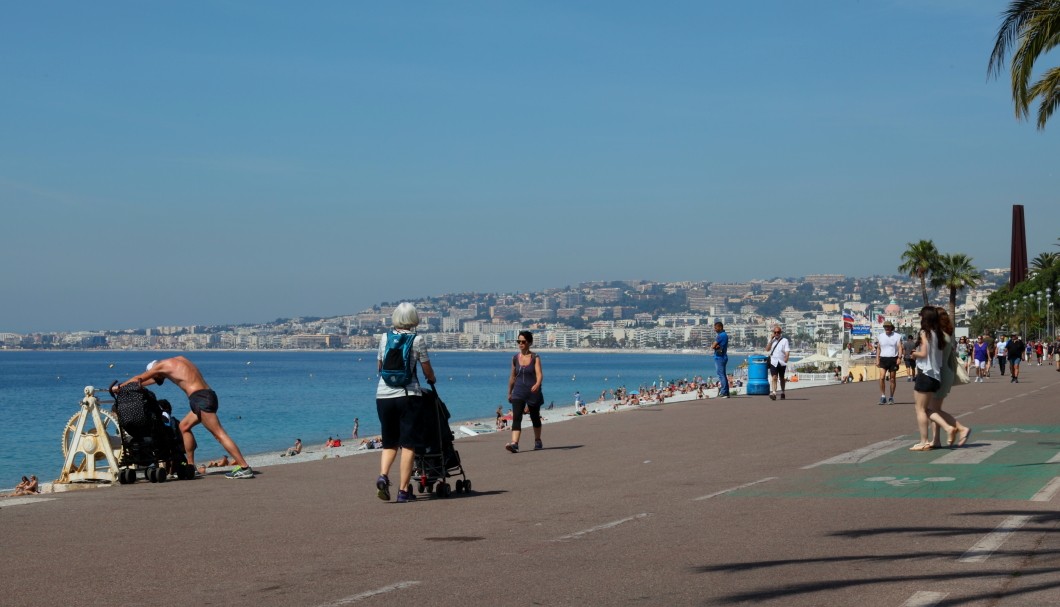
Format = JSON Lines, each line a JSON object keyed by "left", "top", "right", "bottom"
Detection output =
{"left": 376, "top": 475, "right": 391, "bottom": 501}
{"left": 888, "top": 398, "right": 895, "bottom": 405}
{"left": 534, "top": 439, "right": 543, "bottom": 450}
{"left": 780, "top": 392, "right": 786, "bottom": 400}
{"left": 769, "top": 392, "right": 777, "bottom": 401}
{"left": 878, "top": 396, "right": 887, "bottom": 405}
{"left": 225, "top": 466, "right": 254, "bottom": 479}
{"left": 718, "top": 393, "right": 730, "bottom": 399}
{"left": 505, "top": 442, "right": 519, "bottom": 453}
{"left": 396, "top": 489, "right": 416, "bottom": 503}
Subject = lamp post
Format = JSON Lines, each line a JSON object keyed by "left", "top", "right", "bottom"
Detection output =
{"left": 1048, "top": 288, "right": 1053, "bottom": 339}
{"left": 1037, "top": 291, "right": 1043, "bottom": 341}
{"left": 1024, "top": 294, "right": 1031, "bottom": 339}
{"left": 1049, "top": 301, "right": 1054, "bottom": 342}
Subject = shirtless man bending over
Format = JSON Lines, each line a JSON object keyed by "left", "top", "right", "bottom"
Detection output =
{"left": 118, "top": 356, "right": 254, "bottom": 479}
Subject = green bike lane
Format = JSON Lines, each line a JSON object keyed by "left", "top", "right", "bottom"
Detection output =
{"left": 730, "top": 425, "right": 1060, "bottom": 501}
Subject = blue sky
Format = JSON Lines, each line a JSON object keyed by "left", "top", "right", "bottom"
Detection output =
{"left": 2, "top": 2, "right": 1057, "bottom": 332}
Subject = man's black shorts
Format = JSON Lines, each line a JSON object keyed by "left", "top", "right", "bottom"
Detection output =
{"left": 768, "top": 362, "right": 786, "bottom": 377}
{"left": 189, "top": 389, "right": 219, "bottom": 414}
{"left": 878, "top": 357, "right": 899, "bottom": 372}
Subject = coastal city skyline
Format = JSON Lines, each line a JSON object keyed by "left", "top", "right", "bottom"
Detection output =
{"left": 1, "top": 270, "right": 1016, "bottom": 350}
{"left": 3, "top": 3, "right": 1058, "bottom": 333}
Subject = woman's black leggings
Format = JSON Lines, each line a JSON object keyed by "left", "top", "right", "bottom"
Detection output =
{"left": 509, "top": 398, "right": 541, "bottom": 431}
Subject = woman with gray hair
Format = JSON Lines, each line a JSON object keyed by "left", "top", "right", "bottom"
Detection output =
{"left": 375, "top": 302, "right": 436, "bottom": 503}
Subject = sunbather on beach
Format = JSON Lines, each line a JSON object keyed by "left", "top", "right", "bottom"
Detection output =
{"left": 15, "top": 475, "right": 39, "bottom": 495}
{"left": 282, "top": 438, "right": 302, "bottom": 457}
{"left": 207, "top": 455, "right": 230, "bottom": 468}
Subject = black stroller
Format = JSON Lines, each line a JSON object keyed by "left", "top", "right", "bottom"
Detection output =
{"left": 413, "top": 384, "right": 471, "bottom": 497}
{"left": 110, "top": 382, "right": 195, "bottom": 483}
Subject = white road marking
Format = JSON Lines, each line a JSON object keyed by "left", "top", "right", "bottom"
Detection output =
{"left": 864, "top": 476, "right": 954, "bottom": 487}
{"left": 900, "top": 591, "right": 948, "bottom": 607}
{"left": 959, "top": 515, "right": 1031, "bottom": 563}
{"left": 803, "top": 438, "right": 914, "bottom": 468}
{"left": 1047, "top": 452, "right": 1060, "bottom": 464}
{"left": 1030, "top": 476, "right": 1060, "bottom": 502}
{"left": 693, "top": 477, "right": 778, "bottom": 501}
{"left": 0, "top": 497, "right": 55, "bottom": 507}
{"left": 554, "top": 513, "right": 651, "bottom": 540}
{"left": 315, "top": 581, "right": 421, "bottom": 606}
{"left": 955, "top": 412, "right": 974, "bottom": 419}
{"left": 979, "top": 404, "right": 994, "bottom": 410}
{"left": 932, "top": 441, "right": 1014, "bottom": 464}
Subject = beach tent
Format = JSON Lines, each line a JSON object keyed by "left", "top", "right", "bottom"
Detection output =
{"left": 789, "top": 353, "right": 839, "bottom": 369}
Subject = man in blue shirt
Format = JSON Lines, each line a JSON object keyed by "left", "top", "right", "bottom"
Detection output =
{"left": 711, "top": 321, "right": 730, "bottom": 398}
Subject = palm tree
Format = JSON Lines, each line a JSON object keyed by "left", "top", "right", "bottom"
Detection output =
{"left": 898, "top": 240, "right": 940, "bottom": 306}
{"left": 1030, "top": 251, "right": 1060, "bottom": 274}
{"left": 988, "top": 0, "right": 1060, "bottom": 130}
{"left": 930, "top": 253, "right": 983, "bottom": 321}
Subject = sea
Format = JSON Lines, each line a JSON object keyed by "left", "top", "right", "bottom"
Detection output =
{"left": 0, "top": 349, "right": 757, "bottom": 489}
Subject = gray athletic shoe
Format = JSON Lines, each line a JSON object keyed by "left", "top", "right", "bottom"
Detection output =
{"left": 225, "top": 466, "right": 254, "bottom": 479}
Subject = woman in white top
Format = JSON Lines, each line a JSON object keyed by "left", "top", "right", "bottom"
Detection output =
{"left": 909, "top": 306, "right": 967, "bottom": 451}
{"left": 927, "top": 307, "right": 971, "bottom": 448}
{"left": 375, "top": 303, "right": 436, "bottom": 503}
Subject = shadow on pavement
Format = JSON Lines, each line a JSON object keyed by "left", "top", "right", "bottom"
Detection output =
{"left": 692, "top": 509, "right": 1060, "bottom": 606}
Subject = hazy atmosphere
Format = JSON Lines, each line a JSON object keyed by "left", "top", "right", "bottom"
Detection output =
{"left": 2, "top": 1, "right": 1057, "bottom": 332}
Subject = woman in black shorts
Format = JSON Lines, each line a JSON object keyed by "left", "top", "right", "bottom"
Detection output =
{"left": 505, "top": 331, "right": 544, "bottom": 453}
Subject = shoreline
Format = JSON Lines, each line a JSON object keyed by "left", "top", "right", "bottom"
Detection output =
{"left": 6, "top": 376, "right": 835, "bottom": 495}
{"left": 0, "top": 347, "right": 772, "bottom": 356}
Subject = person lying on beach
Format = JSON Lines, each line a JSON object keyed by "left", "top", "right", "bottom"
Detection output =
{"left": 357, "top": 436, "right": 384, "bottom": 450}
{"left": 206, "top": 455, "right": 230, "bottom": 468}
{"left": 281, "top": 439, "right": 302, "bottom": 457}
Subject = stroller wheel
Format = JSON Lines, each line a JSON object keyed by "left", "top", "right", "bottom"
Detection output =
{"left": 156, "top": 467, "right": 168, "bottom": 483}
{"left": 426, "top": 483, "right": 434, "bottom": 494}
{"left": 118, "top": 468, "right": 134, "bottom": 484}
{"left": 455, "top": 479, "right": 465, "bottom": 493}
{"left": 464, "top": 479, "right": 472, "bottom": 493}
{"left": 438, "top": 483, "right": 451, "bottom": 498}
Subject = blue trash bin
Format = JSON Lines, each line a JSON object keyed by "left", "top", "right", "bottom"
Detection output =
{"left": 746, "top": 354, "right": 770, "bottom": 395}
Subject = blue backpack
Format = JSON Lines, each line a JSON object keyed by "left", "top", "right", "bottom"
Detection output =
{"left": 381, "top": 331, "right": 417, "bottom": 388}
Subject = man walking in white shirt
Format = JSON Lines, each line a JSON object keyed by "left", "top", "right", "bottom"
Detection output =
{"left": 876, "top": 322, "right": 903, "bottom": 405}
{"left": 766, "top": 325, "right": 791, "bottom": 401}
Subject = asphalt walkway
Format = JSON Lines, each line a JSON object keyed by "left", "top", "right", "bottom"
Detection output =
{"left": 3, "top": 362, "right": 1059, "bottom": 606}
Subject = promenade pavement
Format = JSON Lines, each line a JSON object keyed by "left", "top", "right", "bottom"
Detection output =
{"left": 3, "top": 362, "right": 1059, "bottom": 606}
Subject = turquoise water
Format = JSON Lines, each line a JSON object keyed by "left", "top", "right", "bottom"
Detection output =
{"left": 1, "top": 349, "right": 751, "bottom": 488}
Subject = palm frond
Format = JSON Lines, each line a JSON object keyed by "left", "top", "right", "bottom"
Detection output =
{"left": 989, "top": 0, "right": 1046, "bottom": 78}
{"left": 1030, "top": 65, "right": 1060, "bottom": 128}
{"left": 1010, "top": 6, "right": 1060, "bottom": 120}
